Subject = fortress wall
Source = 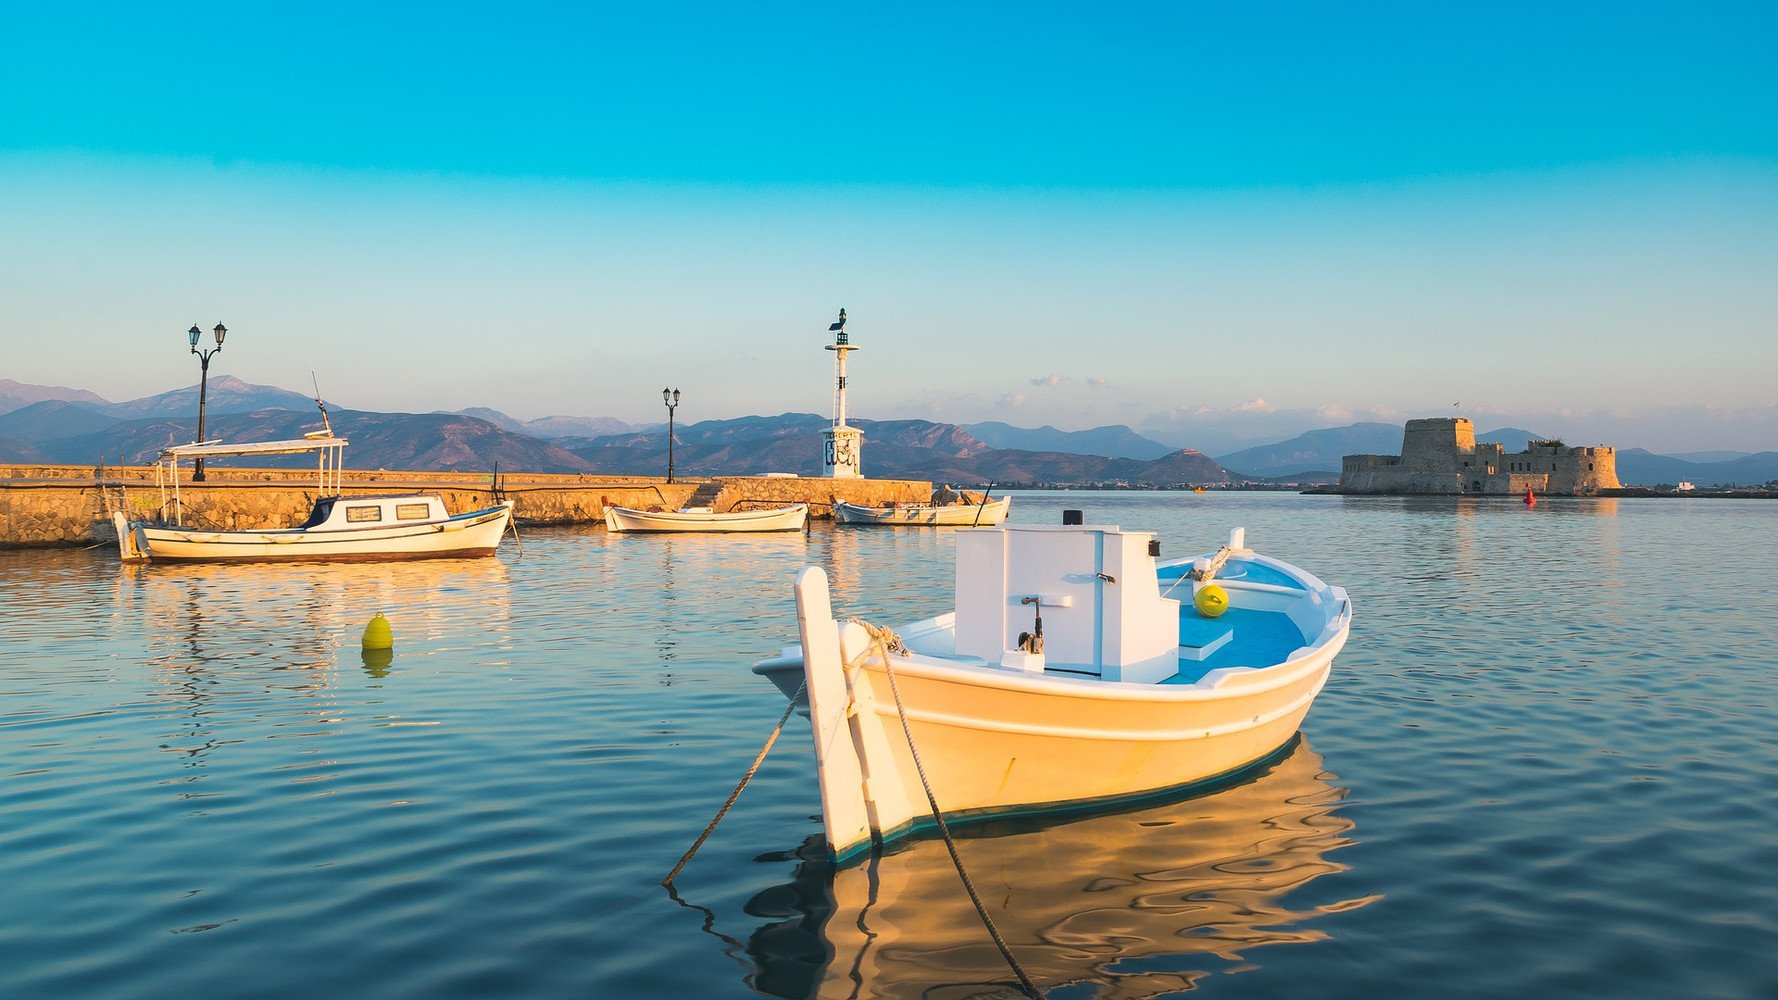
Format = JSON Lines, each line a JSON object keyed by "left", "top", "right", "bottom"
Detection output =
{"left": 1339, "top": 455, "right": 1401, "bottom": 493}
{"left": 1509, "top": 473, "right": 1549, "bottom": 494}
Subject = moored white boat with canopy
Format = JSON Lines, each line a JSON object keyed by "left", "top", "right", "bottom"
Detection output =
{"left": 114, "top": 433, "right": 514, "bottom": 564}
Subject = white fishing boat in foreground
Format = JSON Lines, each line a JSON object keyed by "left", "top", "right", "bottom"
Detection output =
{"left": 832, "top": 495, "right": 1011, "bottom": 526}
{"left": 752, "top": 513, "right": 1351, "bottom": 862}
{"left": 114, "top": 435, "right": 513, "bottom": 564}
{"left": 603, "top": 503, "right": 808, "bottom": 533}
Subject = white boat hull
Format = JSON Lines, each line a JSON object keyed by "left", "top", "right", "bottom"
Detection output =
{"left": 604, "top": 503, "right": 808, "bottom": 533}
{"left": 833, "top": 496, "right": 1011, "bottom": 526}
{"left": 125, "top": 502, "right": 514, "bottom": 563}
{"left": 753, "top": 525, "right": 1351, "bottom": 863}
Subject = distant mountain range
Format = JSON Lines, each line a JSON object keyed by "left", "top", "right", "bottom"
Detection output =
{"left": 963, "top": 422, "right": 1175, "bottom": 461}
{"left": 1212, "top": 422, "right": 1403, "bottom": 479}
{"left": 447, "top": 407, "right": 649, "bottom": 440}
{"left": 1614, "top": 448, "right": 1778, "bottom": 488}
{"left": 1, "top": 378, "right": 1772, "bottom": 487}
{"left": 565, "top": 413, "right": 1240, "bottom": 485}
{"left": 0, "top": 378, "right": 108, "bottom": 412}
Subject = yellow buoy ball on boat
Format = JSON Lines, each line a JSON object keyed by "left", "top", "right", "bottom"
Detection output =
{"left": 362, "top": 612, "right": 394, "bottom": 650}
{"left": 1194, "top": 584, "right": 1229, "bottom": 618}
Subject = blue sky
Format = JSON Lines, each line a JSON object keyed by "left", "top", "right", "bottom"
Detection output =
{"left": 3, "top": 2, "right": 1775, "bottom": 451}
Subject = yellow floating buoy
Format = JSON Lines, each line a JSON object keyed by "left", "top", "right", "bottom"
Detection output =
{"left": 362, "top": 612, "right": 394, "bottom": 650}
{"left": 1194, "top": 584, "right": 1229, "bottom": 619}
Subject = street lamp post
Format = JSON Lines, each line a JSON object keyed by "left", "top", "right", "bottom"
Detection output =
{"left": 188, "top": 322, "right": 227, "bottom": 482}
{"left": 662, "top": 387, "right": 680, "bottom": 483}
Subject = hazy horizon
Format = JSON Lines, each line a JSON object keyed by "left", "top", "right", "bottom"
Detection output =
{"left": 6, "top": 372, "right": 1769, "bottom": 460}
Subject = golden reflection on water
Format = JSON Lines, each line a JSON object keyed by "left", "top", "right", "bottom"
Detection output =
{"left": 122, "top": 558, "right": 513, "bottom": 668}
{"left": 740, "top": 740, "right": 1375, "bottom": 999}
{"left": 113, "top": 559, "right": 514, "bottom": 782}
{"left": 824, "top": 523, "right": 958, "bottom": 610}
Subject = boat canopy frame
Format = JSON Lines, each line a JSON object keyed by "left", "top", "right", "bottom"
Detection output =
{"left": 154, "top": 435, "right": 349, "bottom": 526}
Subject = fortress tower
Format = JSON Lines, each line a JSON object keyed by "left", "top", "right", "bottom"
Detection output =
{"left": 823, "top": 308, "right": 863, "bottom": 479}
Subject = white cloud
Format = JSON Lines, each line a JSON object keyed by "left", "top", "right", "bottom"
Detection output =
{"left": 1030, "top": 373, "right": 1069, "bottom": 388}
{"left": 999, "top": 392, "right": 1029, "bottom": 408}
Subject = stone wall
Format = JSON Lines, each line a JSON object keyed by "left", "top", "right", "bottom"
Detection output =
{"left": 0, "top": 466, "right": 932, "bottom": 548}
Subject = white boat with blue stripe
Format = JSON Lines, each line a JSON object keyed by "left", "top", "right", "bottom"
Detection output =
{"left": 752, "top": 511, "right": 1352, "bottom": 863}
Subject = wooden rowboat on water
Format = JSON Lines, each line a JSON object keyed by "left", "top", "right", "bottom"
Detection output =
{"left": 603, "top": 503, "right": 809, "bottom": 533}
{"left": 832, "top": 495, "right": 1011, "bottom": 526}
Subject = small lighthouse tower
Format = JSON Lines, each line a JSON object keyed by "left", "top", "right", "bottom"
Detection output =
{"left": 823, "top": 308, "right": 864, "bottom": 479}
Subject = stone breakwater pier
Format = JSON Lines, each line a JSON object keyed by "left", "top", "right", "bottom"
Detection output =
{"left": 0, "top": 464, "right": 930, "bottom": 549}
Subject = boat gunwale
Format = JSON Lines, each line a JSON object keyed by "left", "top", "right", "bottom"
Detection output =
{"left": 754, "top": 595, "right": 1348, "bottom": 705}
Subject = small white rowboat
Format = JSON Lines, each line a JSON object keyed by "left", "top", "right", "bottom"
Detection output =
{"left": 832, "top": 495, "right": 1011, "bottom": 526}
{"left": 753, "top": 514, "right": 1351, "bottom": 863}
{"left": 604, "top": 503, "right": 809, "bottom": 533}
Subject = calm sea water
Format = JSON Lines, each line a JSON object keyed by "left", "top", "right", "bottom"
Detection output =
{"left": 3, "top": 492, "right": 1775, "bottom": 998}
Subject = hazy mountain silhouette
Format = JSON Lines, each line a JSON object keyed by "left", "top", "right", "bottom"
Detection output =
{"left": 100, "top": 376, "right": 322, "bottom": 420}
{"left": 1474, "top": 427, "right": 1545, "bottom": 452}
{"left": 445, "top": 408, "right": 645, "bottom": 439}
{"left": 0, "top": 400, "right": 126, "bottom": 444}
{"left": 0, "top": 379, "right": 109, "bottom": 414}
{"left": 1615, "top": 448, "right": 1778, "bottom": 487}
{"left": 964, "top": 422, "right": 1174, "bottom": 461}
{"left": 565, "top": 414, "right": 1236, "bottom": 485}
{"left": 1213, "top": 422, "right": 1403, "bottom": 477}
{"left": 41, "top": 408, "right": 598, "bottom": 473}
{"left": 3, "top": 378, "right": 1765, "bottom": 487}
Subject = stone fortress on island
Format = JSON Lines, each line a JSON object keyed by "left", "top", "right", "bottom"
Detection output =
{"left": 1341, "top": 417, "right": 1621, "bottom": 495}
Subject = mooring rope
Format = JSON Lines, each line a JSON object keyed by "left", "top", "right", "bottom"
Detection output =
{"left": 661, "top": 681, "right": 805, "bottom": 886}
{"left": 849, "top": 619, "right": 1044, "bottom": 999}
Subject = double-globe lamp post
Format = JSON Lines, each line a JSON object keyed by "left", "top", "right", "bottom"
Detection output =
{"left": 188, "top": 322, "right": 227, "bottom": 481}
{"left": 662, "top": 387, "right": 680, "bottom": 483}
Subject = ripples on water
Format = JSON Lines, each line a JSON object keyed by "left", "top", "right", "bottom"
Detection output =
{"left": 2, "top": 494, "right": 1775, "bottom": 998}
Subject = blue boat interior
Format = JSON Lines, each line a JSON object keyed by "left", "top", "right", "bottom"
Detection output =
{"left": 1167, "top": 606, "right": 1306, "bottom": 683}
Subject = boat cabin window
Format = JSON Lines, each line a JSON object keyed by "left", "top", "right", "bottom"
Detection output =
{"left": 345, "top": 505, "right": 383, "bottom": 523}
{"left": 396, "top": 503, "right": 432, "bottom": 521}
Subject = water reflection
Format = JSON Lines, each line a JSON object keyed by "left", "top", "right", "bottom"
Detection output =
{"left": 113, "top": 560, "right": 515, "bottom": 778}
{"left": 125, "top": 558, "right": 513, "bottom": 665}
{"left": 1341, "top": 495, "right": 1620, "bottom": 518}
{"left": 360, "top": 647, "right": 394, "bottom": 678}
{"left": 734, "top": 740, "right": 1373, "bottom": 998}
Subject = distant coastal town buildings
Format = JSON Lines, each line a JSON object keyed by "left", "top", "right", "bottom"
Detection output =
{"left": 1341, "top": 417, "right": 1621, "bottom": 495}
